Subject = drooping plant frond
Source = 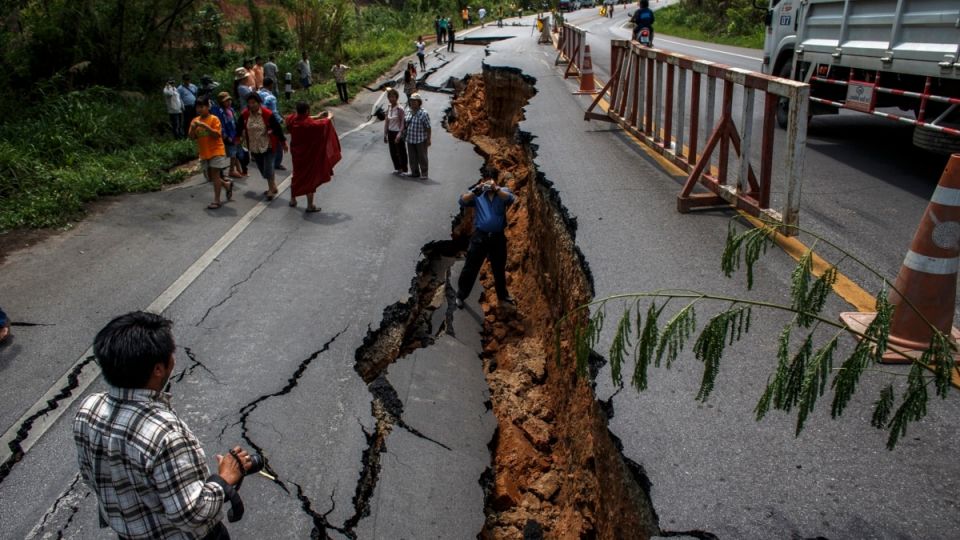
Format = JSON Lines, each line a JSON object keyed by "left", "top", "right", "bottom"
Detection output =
{"left": 794, "top": 334, "right": 839, "bottom": 434}
{"left": 632, "top": 302, "right": 662, "bottom": 391}
{"left": 831, "top": 291, "right": 895, "bottom": 418}
{"left": 721, "top": 222, "right": 776, "bottom": 289}
{"left": 692, "top": 305, "right": 752, "bottom": 401}
{"left": 608, "top": 308, "right": 633, "bottom": 387}
{"left": 655, "top": 301, "right": 698, "bottom": 368}
{"left": 558, "top": 217, "right": 956, "bottom": 450}
{"left": 884, "top": 363, "right": 929, "bottom": 450}
{"left": 871, "top": 384, "right": 895, "bottom": 429}
{"left": 923, "top": 329, "right": 955, "bottom": 398}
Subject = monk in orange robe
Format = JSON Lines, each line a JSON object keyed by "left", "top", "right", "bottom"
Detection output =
{"left": 285, "top": 102, "right": 342, "bottom": 212}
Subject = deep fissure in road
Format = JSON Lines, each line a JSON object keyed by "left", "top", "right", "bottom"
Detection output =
{"left": 346, "top": 231, "right": 470, "bottom": 534}
{"left": 448, "top": 66, "right": 659, "bottom": 539}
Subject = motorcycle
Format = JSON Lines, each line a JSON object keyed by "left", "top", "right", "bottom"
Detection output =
{"left": 635, "top": 26, "right": 653, "bottom": 47}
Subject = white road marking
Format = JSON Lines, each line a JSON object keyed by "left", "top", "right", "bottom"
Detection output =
{"left": 653, "top": 38, "right": 762, "bottom": 63}
{"left": 0, "top": 173, "right": 293, "bottom": 469}
{"left": 341, "top": 117, "right": 378, "bottom": 138}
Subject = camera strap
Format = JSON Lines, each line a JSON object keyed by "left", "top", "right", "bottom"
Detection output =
{"left": 207, "top": 474, "right": 244, "bottom": 523}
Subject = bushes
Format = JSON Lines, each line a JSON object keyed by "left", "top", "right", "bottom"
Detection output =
{"left": 0, "top": 88, "right": 194, "bottom": 231}
{"left": 655, "top": 2, "right": 765, "bottom": 49}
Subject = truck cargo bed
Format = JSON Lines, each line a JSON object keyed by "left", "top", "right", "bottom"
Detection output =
{"left": 796, "top": 0, "right": 960, "bottom": 79}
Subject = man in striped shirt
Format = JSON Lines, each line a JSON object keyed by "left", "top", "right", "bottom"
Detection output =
{"left": 74, "top": 312, "right": 253, "bottom": 539}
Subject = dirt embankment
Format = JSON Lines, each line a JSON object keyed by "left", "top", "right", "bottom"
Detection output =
{"left": 448, "top": 67, "right": 659, "bottom": 540}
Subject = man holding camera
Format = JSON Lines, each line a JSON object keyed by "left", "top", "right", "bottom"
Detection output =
{"left": 74, "top": 311, "right": 254, "bottom": 539}
{"left": 455, "top": 168, "right": 517, "bottom": 310}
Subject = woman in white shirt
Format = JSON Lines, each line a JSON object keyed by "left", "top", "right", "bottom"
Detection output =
{"left": 383, "top": 88, "right": 408, "bottom": 175}
{"left": 415, "top": 36, "right": 426, "bottom": 72}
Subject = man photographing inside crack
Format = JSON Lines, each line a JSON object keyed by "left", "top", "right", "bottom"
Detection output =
{"left": 74, "top": 311, "right": 256, "bottom": 540}
{"left": 455, "top": 166, "right": 517, "bottom": 310}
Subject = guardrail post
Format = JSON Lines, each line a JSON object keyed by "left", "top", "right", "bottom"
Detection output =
{"left": 783, "top": 85, "right": 810, "bottom": 231}
{"left": 689, "top": 71, "right": 701, "bottom": 166}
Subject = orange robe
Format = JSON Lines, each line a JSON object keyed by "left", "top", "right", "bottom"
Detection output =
{"left": 285, "top": 113, "right": 341, "bottom": 197}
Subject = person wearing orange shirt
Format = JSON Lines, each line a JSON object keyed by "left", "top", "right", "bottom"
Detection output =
{"left": 189, "top": 98, "right": 234, "bottom": 209}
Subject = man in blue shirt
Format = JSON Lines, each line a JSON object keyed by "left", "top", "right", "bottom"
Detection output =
{"left": 632, "top": 0, "right": 655, "bottom": 44}
{"left": 178, "top": 74, "right": 199, "bottom": 136}
{"left": 455, "top": 167, "right": 516, "bottom": 309}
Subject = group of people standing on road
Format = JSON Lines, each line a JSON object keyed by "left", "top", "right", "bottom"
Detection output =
{"left": 433, "top": 14, "right": 460, "bottom": 49}
{"left": 76, "top": 25, "right": 526, "bottom": 540}
{"left": 166, "top": 50, "right": 352, "bottom": 211}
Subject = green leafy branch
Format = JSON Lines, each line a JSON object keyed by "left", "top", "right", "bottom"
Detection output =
{"left": 558, "top": 220, "right": 958, "bottom": 450}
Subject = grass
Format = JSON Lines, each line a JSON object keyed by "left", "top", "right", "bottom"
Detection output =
{"left": 0, "top": 3, "right": 497, "bottom": 233}
{"left": 655, "top": 4, "right": 765, "bottom": 50}
{"left": 0, "top": 89, "right": 194, "bottom": 231}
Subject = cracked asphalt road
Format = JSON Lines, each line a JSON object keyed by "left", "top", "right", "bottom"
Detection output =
{"left": 3, "top": 11, "right": 960, "bottom": 540}
{"left": 0, "top": 46, "right": 487, "bottom": 537}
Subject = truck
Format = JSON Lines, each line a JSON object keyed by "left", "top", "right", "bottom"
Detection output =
{"left": 761, "top": 0, "right": 960, "bottom": 154}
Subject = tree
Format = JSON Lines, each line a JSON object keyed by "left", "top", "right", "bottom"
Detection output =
{"left": 561, "top": 220, "right": 956, "bottom": 450}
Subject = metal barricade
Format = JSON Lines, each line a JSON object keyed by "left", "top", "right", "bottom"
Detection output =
{"left": 585, "top": 40, "right": 811, "bottom": 233}
{"left": 554, "top": 23, "right": 587, "bottom": 81}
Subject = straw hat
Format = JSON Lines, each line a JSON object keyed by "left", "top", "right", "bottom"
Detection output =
{"left": 408, "top": 93, "right": 423, "bottom": 103}
{"left": 234, "top": 67, "right": 249, "bottom": 81}
{"left": 217, "top": 91, "right": 232, "bottom": 104}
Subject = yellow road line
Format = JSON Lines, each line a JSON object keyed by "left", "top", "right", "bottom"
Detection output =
{"left": 586, "top": 75, "right": 877, "bottom": 312}
{"left": 584, "top": 72, "right": 960, "bottom": 386}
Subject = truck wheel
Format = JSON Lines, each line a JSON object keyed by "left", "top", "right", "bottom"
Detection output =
{"left": 912, "top": 125, "right": 960, "bottom": 156}
{"left": 775, "top": 63, "right": 792, "bottom": 129}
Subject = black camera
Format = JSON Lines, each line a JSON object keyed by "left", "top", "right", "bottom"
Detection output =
{"left": 225, "top": 451, "right": 265, "bottom": 523}
{"left": 245, "top": 453, "right": 264, "bottom": 476}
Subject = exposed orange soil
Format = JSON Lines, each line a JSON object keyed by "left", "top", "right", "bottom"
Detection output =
{"left": 449, "top": 70, "right": 657, "bottom": 539}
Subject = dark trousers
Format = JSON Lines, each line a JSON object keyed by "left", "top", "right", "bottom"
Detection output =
{"left": 387, "top": 130, "right": 407, "bottom": 172}
{"left": 336, "top": 82, "right": 348, "bottom": 102}
{"left": 273, "top": 146, "right": 284, "bottom": 169}
{"left": 437, "top": 30, "right": 444, "bottom": 44}
{"left": 169, "top": 113, "right": 183, "bottom": 138}
{"left": 406, "top": 141, "right": 428, "bottom": 177}
{"left": 457, "top": 231, "right": 509, "bottom": 301}
{"left": 417, "top": 53, "right": 426, "bottom": 71}
{"left": 447, "top": 36, "right": 455, "bottom": 52}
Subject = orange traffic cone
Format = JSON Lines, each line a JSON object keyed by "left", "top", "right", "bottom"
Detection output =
{"left": 841, "top": 154, "right": 960, "bottom": 363}
{"left": 574, "top": 44, "right": 597, "bottom": 95}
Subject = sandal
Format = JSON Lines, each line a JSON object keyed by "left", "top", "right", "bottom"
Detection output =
{"left": 289, "top": 199, "right": 297, "bottom": 207}
{"left": 306, "top": 206, "right": 321, "bottom": 213}
{"left": 224, "top": 181, "right": 234, "bottom": 201}
{"left": 263, "top": 190, "right": 277, "bottom": 201}
{"left": 207, "top": 202, "right": 222, "bottom": 209}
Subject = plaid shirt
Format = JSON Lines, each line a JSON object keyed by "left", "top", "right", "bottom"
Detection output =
{"left": 74, "top": 387, "right": 226, "bottom": 539}
{"left": 404, "top": 109, "right": 431, "bottom": 144}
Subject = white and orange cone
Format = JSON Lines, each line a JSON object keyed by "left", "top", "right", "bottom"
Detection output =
{"left": 574, "top": 44, "right": 597, "bottom": 95}
{"left": 842, "top": 154, "right": 960, "bottom": 363}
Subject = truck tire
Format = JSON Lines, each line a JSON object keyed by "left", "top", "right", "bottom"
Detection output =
{"left": 912, "top": 125, "right": 960, "bottom": 156}
{"left": 775, "top": 63, "right": 792, "bottom": 129}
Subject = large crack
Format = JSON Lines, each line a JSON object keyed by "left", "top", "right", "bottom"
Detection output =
{"left": 0, "top": 355, "right": 97, "bottom": 486}
{"left": 338, "top": 230, "right": 472, "bottom": 535}
{"left": 217, "top": 329, "right": 349, "bottom": 539}
{"left": 447, "top": 65, "right": 663, "bottom": 539}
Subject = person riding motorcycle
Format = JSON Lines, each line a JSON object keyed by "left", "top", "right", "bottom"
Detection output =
{"left": 632, "top": 0, "right": 655, "bottom": 45}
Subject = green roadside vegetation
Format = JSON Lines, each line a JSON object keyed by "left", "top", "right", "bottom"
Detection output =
{"left": 655, "top": 1, "right": 765, "bottom": 50}
{"left": 0, "top": 0, "right": 523, "bottom": 232}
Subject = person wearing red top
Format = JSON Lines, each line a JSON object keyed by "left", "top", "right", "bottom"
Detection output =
{"left": 189, "top": 99, "right": 234, "bottom": 210}
{"left": 238, "top": 92, "right": 287, "bottom": 200}
{"left": 285, "top": 102, "right": 341, "bottom": 213}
